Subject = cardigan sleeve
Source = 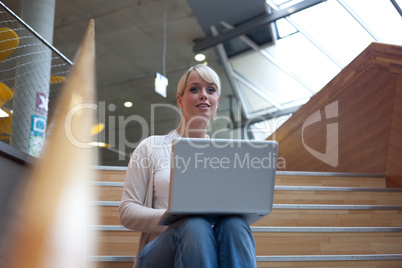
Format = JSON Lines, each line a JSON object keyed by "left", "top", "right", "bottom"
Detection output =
{"left": 119, "top": 138, "right": 167, "bottom": 234}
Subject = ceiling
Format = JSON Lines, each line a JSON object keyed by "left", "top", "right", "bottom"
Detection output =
{"left": 4, "top": 0, "right": 273, "bottom": 165}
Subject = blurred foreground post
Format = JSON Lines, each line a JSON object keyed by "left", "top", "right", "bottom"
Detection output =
{"left": 4, "top": 19, "right": 98, "bottom": 268}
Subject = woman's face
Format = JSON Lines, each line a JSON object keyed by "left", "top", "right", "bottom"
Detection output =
{"left": 177, "top": 70, "right": 219, "bottom": 124}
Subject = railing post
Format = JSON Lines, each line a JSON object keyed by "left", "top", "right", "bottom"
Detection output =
{"left": 10, "top": 0, "right": 56, "bottom": 156}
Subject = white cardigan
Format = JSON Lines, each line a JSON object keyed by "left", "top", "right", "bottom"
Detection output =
{"left": 119, "top": 131, "right": 179, "bottom": 267}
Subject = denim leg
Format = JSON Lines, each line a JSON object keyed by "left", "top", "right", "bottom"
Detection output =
{"left": 137, "top": 234, "right": 174, "bottom": 268}
{"left": 214, "top": 216, "right": 257, "bottom": 268}
{"left": 137, "top": 217, "right": 218, "bottom": 268}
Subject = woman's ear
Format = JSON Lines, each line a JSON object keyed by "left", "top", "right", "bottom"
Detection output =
{"left": 177, "top": 95, "right": 183, "bottom": 108}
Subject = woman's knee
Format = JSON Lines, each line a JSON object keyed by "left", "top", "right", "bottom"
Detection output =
{"left": 214, "top": 216, "right": 254, "bottom": 241}
{"left": 175, "top": 216, "right": 211, "bottom": 228}
{"left": 171, "top": 216, "right": 213, "bottom": 238}
{"left": 215, "top": 216, "right": 249, "bottom": 230}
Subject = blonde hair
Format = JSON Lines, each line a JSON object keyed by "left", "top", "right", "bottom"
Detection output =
{"left": 177, "top": 64, "right": 221, "bottom": 97}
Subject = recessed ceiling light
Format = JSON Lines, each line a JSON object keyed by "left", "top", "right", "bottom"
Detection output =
{"left": 194, "top": 53, "right": 206, "bottom": 62}
{"left": 124, "top": 101, "right": 133, "bottom": 108}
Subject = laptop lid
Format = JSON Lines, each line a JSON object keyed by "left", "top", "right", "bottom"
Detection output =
{"left": 159, "top": 138, "right": 278, "bottom": 225}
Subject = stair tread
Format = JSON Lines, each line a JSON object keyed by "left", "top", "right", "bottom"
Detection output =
{"left": 94, "top": 169, "right": 387, "bottom": 188}
{"left": 94, "top": 230, "right": 402, "bottom": 256}
{"left": 91, "top": 225, "right": 402, "bottom": 233}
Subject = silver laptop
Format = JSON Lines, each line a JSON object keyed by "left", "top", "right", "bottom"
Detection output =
{"left": 158, "top": 138, "right": 278, "bottom": 226}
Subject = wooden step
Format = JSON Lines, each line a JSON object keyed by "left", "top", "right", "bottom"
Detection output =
{"left": 256, "top": 258, "right": 402, "bottom": 268}
{"left": 96, "top": 203, "right": 402, "bottom": 227}
{"left": 94, "top": 168, "right": 387, "bottom": 188}
{"left": 92, "top": 257, "right": 402, "bottom": 268}
{"left": 254, "top": 208, "right": 402, "bottom": 227}
{"left": 273, "top": 188, "right": 402, "bottom": 205}
{"left": 93, "top": 182, "right": 402, "bottom": 206}
{"left": 94, "top": 184, "right": 123, "bottom": 201}
{"left": 93, "top": 226, "right": 402, "bottom": 256}
{"left": 253, "top": 231, "right": 402, "bottom": 256}
{"left": 94, "top": 168, "right": 402, "bottom": 268}
{"left": 94, "top": 167, "right": 126, "bottom": 182}
{"left": 93, "top": 260, "right": 134, "bottom": 268}
{"left": 275, "top": 172, "right": 386, "bottom": 188}
{"left": 92, "top": 169, "right": 401, "bottom": 267}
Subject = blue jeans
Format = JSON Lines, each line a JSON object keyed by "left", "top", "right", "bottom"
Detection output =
{"left": 137, "top": 216, "right": 256, "bottom": 268}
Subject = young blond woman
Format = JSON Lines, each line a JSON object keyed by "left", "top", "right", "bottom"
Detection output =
{"left": 119, "top": 64, "right": 256, "bottom": 268}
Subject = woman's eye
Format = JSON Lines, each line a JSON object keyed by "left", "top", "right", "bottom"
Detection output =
{"left": 207, "top": 87, "right": 216, "bottom": 93}
{"left": 190, "top": 87, "right": 199, "bottom": 92}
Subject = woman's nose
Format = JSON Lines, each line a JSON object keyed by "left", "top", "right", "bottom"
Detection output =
{"left": 200, "top": 89, "right": 208, "bottom": 99}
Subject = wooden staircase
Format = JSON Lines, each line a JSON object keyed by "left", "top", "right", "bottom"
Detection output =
{"left": 90, "top": 167, "right": 402, "bottom": 268}
{"left": 265, "top": 42, "right": 402, "bottom": 188}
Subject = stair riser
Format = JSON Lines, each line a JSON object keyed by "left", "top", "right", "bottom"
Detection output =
{"left": 94, "top": 231, "right": 402, "bottom": 256}
{"left": 94, "top": 185, "right": 402, "bottom": 206}
{"left": 94, "top": 170, "right": 386, "bottom": 188}
{"left": 96, "top": 206, "right": 402, "bottom": 227}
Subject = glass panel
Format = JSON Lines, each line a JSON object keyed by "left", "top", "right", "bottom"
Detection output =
{"left": 270, "top": 0, "right": 294, "bottom": 6}
{"left": 248, "top": 114, "right": 292, "bottom": 140}
{"left": 265, "top": 32, "right": 341, "bottom": 92}
{"left": 275, "top": 0, "right": 304, "bottom": 8}
{"left": 346, "top": 0, "right": 402, "bottom": 45}
{"left": 243, "top": 0, "right": 400, "bottom": 134}
{"left": 236, "top": 80, "right": 275, "bottom": 117}
{"left": 231, "top": 51, "right": 313, "bottom": 108}
{"left": 289, "top": 0, "right": 375, "bottom": 66}
{"left": 276, "top": 18, "right": 297, "bottom": 38}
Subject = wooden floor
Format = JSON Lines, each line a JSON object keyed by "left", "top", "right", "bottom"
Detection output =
{"left": 90, "top": 168, "right": 402, "bottom": 267}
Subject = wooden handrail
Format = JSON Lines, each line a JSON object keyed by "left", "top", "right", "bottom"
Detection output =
{"left": 4, "top": 19, "right": 98, "bottom": 268}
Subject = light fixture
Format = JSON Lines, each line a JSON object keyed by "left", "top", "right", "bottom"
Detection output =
{"left": 154, "top": 0, "right": 169, "bottom": 99}
{"left": 89, "top": 141, "right": 110, "bottom": 148}
{"left": 194, "top": 53, "right": 206, "bottom": 62}
{"left": 90, "top": 123, "right": 110, "bottom": 147}
{"left": 155, "top": 72, "right": 168, "bottom": 98}
{"left": 124, "top": 101, "right": 133, "bottom": 108}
